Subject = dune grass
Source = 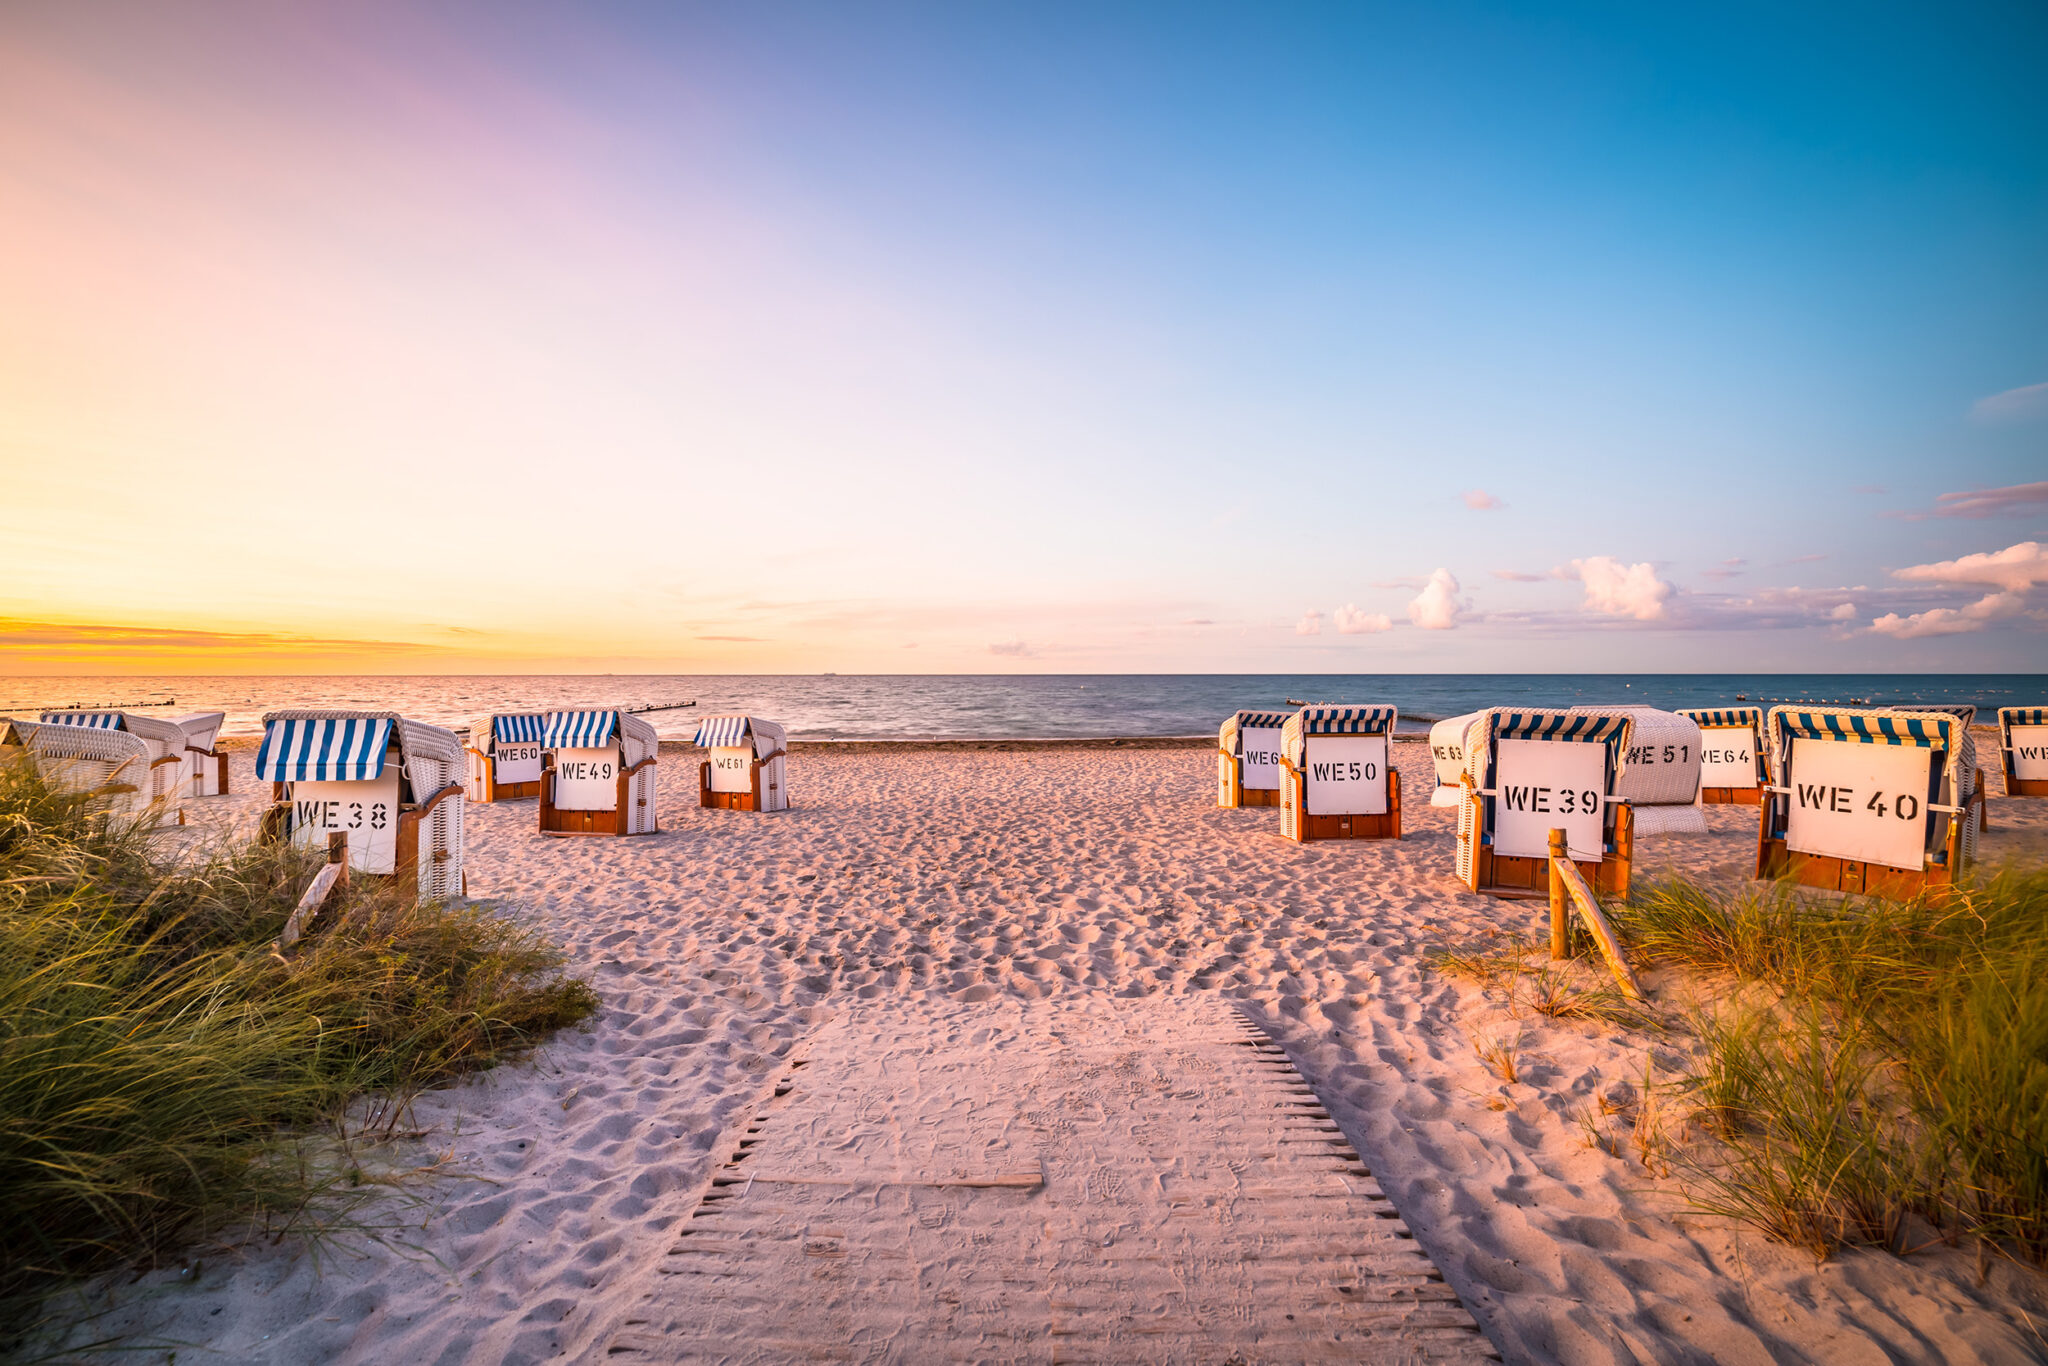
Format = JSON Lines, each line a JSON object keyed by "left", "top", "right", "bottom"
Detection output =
{"left": 1612, "top": 872, "right": 2048, "bottom": 1262}
{"left": 0, "top": 754, "right": 597, "bottom": 1311}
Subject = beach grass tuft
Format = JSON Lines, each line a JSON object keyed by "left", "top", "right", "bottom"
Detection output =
{"left": 1612, "top": 871, "right": 2048, "bottom": 1262}
{"left": 0, "top": 754, "right": 597, "bottom": 1314}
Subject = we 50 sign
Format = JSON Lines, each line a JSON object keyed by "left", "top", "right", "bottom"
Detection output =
{"left": 1784, "top": 737, "right": 1932, "bottom": 872}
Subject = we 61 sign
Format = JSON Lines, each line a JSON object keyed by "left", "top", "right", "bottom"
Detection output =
{"left": 1784, "top": 737, "right": 1932, "bottom": 872}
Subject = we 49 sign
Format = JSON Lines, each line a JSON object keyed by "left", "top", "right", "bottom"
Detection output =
{"left": 1784, "top": 737, "right": 1931, "bottom": 872}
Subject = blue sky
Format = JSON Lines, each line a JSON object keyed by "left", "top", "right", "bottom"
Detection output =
{"left": 1, "top": 0, "right": 2043, "bottom": 671}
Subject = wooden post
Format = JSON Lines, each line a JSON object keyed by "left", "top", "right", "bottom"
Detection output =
{"left": 327, "top": 830, "right": 349, "bottom": 884}
{"left": 1547, "top": 827, "right": 1570, "bottom": 960}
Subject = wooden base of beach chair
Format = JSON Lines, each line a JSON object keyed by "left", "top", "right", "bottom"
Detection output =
{"left": 1754, "top": 839, "right": 1960, "bottom": 902}
{"left": 1701, "top": 786, "right": 1762, "bottom": 806}
{"left": 1237, "top": 787, "right": 1280, "bottom": 807}
{"left": 2007, "top": 777, "right": 2048, "bottom": 798}
{"left": 699, "top": 754, "right": 787, "bottom": 812}
{"left": 490, "top": 779, "right": 541, "bottom": 802}
{"left": 1469, "top": 802, "right": 1633, "bottom": 901}
{"left": 539, "top": 759, "right": 656, "bottom": 836}
{"left": 1278, "top": 765, "right": 1402, "bottom": 841}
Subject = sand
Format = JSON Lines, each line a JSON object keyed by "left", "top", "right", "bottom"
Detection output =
{"left": 36, "top": 738, "right": 2048, "bottom": 1365}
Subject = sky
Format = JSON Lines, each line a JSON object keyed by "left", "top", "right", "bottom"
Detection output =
{"left": 1, "top": 0, "right": 2044, "bottom": 674}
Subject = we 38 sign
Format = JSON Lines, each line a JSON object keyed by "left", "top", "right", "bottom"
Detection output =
{"left": 1784, "top": 737, "right": 1931, "bottom": 872}
{"left": 290, "top": 773, "right": 401, "bottom": 873}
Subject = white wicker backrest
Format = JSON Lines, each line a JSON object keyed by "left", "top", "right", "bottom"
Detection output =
{"left": 173, "top": 713, "right": 227, "bottom": 750}
{"left": 748, "top": 719, "right": 788, "bottom": 760}
{"left": 1568, "top": 706, "right": 1702, "bottom": 806}
{"left": 619, "top": 713, "right": 660, "bottom": 768}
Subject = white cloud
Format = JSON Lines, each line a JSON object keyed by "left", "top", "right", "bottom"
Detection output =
{"left": 1869, "top": 591, "right": 2026, "bottom": 640}
{"left": 1969, "top": 381, "right": 2048, "bottom": 424}
{"left": 1294, "top": 610, "right": 1323, "bottom": 636}
{"left": 1927, "top": 482, "right": 2048, "bottom": 519}
{"left": 1893, "top": 541, "right": 2048, "bottom": 593}
{"left": 1462, "top": 489, "right": 1502, "bottom": 510}
{"left": 1407, "top": 569, "right": 1466, "bottom": 631}
{"left": 1828, "top": 602, "right": 1857, "bottom": 620}
{"left": 1333, "top": 604, "right": 1392, "bottom": 634}
{"left": 987, "top": 640, "right": 1033, "bottom": 657}
{"left": 1564, "top": 556, "right": 1674, "bottom": 621}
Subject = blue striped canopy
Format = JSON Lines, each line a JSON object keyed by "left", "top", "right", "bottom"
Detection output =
{"left": 694, "top": 715, "right": 755, "bottom": 748}
{"left": 2001, "top": 707, "right": 2047, "bottom": 728}
{"left": 256, "top": 717, "right": 395, "bottom": 782}
{"left": 544, "top": 710, "right": 617, "bottom": 748}
{"left": 1770, "top": 709, "right": 1954, "bottom": 751}
{"left": 494, "top": 714, "right": 546, "bottom": 744}
{"left": 1678, "top": 707, "right": 1763, "bottom": 731}
{"left": 1229, "top": 710, "right": 1293, "bottom": 730}
{"left": 1493, "top": 711, "right": 1631, "bottom": 746}
{"left": 1296, "top": 705, "right": 1398, "bottom": 736}
{"left": 41, "top": 712, "right": 125, "bottom": 729}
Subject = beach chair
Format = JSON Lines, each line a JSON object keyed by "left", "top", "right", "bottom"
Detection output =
{"left": 1427, "top": 711, "right": 1483, "bottom": 808}
{"left": 538, "top": 710, "right": 659, "bottom": 835}
{"left": 1756, "top": 705, "right": 1978, "bottom": 900}
{"left": 1455, "top": 708, "right": 1636, "bottom": 899}
{"left": 40, "top": 710, "right": 189, "bottom": 815}
{"left": 256, "top": 711, "right": 466, "bottom": 902}
{"left": 3, "top": 718, "right": 159, "bottom": 820}
{"left": 695, "top": 715, "right": 788, "bottom": 812}
{"left": 171, "top": 712, "right": 229, "bottom": 797}
{"left": 1278, "top": 705, "right": 1401, "bottom": 841}
{"left": 467, "top": 712, "right": 546, "bottom": 803}
{"left": 1573, "top": 706, "right": 1705, "bottom": 837}
{"left": 1217, "top": 709, "right": 1290, "bottom": 808}
{"left": 1998, "top": 707, "right": 2048, "bottom": 797}
{"left": 1675, "top": 707, "right": 1768, "bottom": 805}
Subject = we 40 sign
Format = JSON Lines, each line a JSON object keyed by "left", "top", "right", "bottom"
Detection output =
{"left": 1784, "top": 737, "right": 1932, "bottom": 872}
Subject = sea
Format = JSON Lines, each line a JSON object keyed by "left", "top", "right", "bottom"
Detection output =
{"left": 2, "top": 675, "right": 2041, "bottom": 741}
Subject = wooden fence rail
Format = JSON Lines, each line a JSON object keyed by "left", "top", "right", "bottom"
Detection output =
{"left": 1547, "top": 826, "right": 1643, "bottom": 999}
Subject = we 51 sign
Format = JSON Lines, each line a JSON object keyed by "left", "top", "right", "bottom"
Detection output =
{"left": 1784, "top": 737, "right": 1932, "bottom": 872}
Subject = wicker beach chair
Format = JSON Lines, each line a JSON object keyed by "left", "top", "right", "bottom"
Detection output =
{"left": 1570, "top": 705, "right": 1706, "bottom": 837}
{"left": 1757, "top": 705, "right": 1978, "bottom": 899}
{"left": 467, "top": 712, "right": 547, "bottom": 803}
{"left": 4, "top": 717, "right": 158, "bottom": 818}
{"left": 1675, "top": 706, "right": 1768, "bottom": 804}
{"left": 41, "top": 711, "right": 190, "bottom": 814}
{"left": 256, "top": 711, "right": 466, "bottom": 902}
{"left": 1998, "top": 706, "right": 2048, "bottom": 797}
{"left": 538, "top": 710, "right": 660, "bottom": 834}
{"left": 1278, "top": 704, "right": 1401, "bottom": 842}
{"left": 694, "top": 715, "right": 788, "bottom": 812}
{"left": 1455, "top": 708, "right": 1636, "bottom": 898}
{"left": 1427, "top": 711, "right": 1483, "bottom": 809}
{"left": 171, "top": 712, "right": 229, "bottom": 796}
{"left": 1217, "top": 709, "right": 1290, "bottom": 809}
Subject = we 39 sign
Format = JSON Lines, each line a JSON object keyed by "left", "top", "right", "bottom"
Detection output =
{"left": 1492, "top": 738, "right": 1606, "bottom": 861}
{"left": 1784, "top": 737, "right": 1931, "bottom": 872}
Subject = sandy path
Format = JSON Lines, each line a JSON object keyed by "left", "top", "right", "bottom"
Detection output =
{"left": 41, "top": 740, "right": 2048, "bottom": 1365}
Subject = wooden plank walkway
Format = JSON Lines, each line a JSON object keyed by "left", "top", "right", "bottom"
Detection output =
{"left": 607, "top": 997, "right": 1496, "bottom": 1363}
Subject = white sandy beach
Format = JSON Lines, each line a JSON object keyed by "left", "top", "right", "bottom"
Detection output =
{"left": 42, "top": 737, "right": 2048, "bottom": 1365}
